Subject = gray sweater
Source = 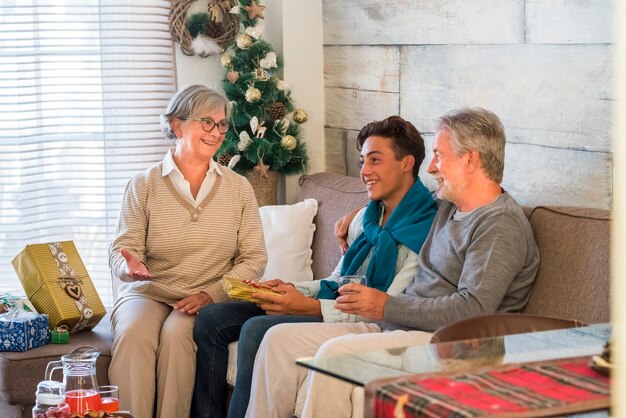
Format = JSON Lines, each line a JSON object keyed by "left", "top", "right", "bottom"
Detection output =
{"left": 382, "top": 193, "right": 540, "bottom": 332}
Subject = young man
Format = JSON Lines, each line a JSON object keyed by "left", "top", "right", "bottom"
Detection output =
{"left": 191, "top": 116, "right": 438, "bottom": 418}
{"left": 246, "top": 107, "right": 540, "bottom": 418}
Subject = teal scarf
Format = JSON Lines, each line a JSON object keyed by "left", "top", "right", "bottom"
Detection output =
{"left": 317, "top": 178, "right": 437, "bottom": 300}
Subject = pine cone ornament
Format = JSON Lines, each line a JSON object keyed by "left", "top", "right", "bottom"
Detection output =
{"left": 205, "top": 21, "right": 223, "bottom": 39}
{"left": 269, "top": 102, "right": 286, "bottom": 120}
{"left": 217, "top": 153, "right": 232, "bottom": 166}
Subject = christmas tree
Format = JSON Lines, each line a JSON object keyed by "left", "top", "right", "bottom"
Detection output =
{"left": 216, "top": 0, "right": 309, "bottom": 176}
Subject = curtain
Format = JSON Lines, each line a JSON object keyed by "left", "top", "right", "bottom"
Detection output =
{"left": 0, "top": 0, "right": 177, "bottom": 306}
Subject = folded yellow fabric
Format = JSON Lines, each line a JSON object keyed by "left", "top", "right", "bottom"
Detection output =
{"left": 222, "top": 277, "right": 281, "bottom": 303}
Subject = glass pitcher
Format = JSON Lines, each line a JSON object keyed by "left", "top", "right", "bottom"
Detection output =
{"left": 46, "top": 345, "right": 102, "bottom": 414}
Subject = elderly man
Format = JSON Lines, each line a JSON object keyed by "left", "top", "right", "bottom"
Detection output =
{"left": 246, "top": 107, "right": 540, "bottom": 418}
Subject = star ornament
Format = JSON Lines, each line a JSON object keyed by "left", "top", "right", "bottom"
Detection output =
{"left": 243, "top": 0, "right": 265, "bottom": 20}
{"left": 254, "top": 158, "right": 270, "bottom": 178}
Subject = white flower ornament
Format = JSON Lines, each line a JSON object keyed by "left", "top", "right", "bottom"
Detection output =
{"left": 260, "top": 51, "right": 277, "bottom": 69}
{"left": 237, "top": 131, "right": 252, "bottom": 151}
{"left": 250, "top": 116, "right": 259, "bottom": 134}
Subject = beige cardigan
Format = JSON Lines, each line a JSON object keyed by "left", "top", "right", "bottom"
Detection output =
{"left": 109, "top": 161, "right": 267, "bottom": 304}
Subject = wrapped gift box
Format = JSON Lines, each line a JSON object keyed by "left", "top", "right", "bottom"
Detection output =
{"left": 51, "top": 326, "right": 70, "bottom": 344}
{"left": 0, "top": 292, "right": 38, "bottom": 313}
{"left": 0, "top": 313, "right": 50, "bottom": 352}
{"left": 12, "top": 241, "right": 106, "bottom": 333}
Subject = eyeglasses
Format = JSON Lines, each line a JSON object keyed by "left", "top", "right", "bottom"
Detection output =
{"left": 188, "top": 117, "right": 229, "bottom": 134}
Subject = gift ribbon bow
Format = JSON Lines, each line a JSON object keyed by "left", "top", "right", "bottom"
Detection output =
{"left": 54, "top": 325, "right": 69, "bottom": 333}
{"left": 48, "top": 242, "right": 94, "bottom": 333}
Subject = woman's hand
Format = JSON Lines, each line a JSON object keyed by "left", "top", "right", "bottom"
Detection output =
{"left": 335, "top": 208, "right": 361, "bottom": 254}
{"left": 253, "top": 284, "right": 321, "bottom": 317}
{"left": 174, "top": 291, "right": 213, "bottom": 315}
{"left": 121, "top": 248, "right": 152, "bottom": 281}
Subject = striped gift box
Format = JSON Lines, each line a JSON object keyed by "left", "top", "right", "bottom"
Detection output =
{"left": 11, "top": 241, "right": 106, "bottom": 333}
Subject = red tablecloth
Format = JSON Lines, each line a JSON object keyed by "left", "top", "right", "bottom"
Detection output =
{"left": 368, "top": 356, "right": 609, "bottom": 418}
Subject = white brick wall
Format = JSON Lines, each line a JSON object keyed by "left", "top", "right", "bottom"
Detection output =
{"left": 323, "top": 0, "right": 613, "bottom": 209}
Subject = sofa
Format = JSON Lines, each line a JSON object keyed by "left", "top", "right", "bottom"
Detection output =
{"left": 0, "top": 172, "right": 611, "bottom": 418}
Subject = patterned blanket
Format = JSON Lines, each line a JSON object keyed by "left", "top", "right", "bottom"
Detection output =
{"left": 369, "top": 356, "right": 610, "bottom": 418}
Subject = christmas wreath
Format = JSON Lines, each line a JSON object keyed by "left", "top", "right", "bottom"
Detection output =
{"left": 169, "top": 0, "right": 240, "bottom": 57}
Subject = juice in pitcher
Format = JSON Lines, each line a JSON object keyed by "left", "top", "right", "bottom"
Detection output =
{"left": 65, "top": 389, "right": 101, "bottom": 415}
{"left": 46, "top": 346, "right": 103, "bottom": 415}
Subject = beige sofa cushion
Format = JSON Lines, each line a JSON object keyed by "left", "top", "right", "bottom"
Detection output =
{"left": 297, "top": 173, "right": 369, "bottom": 279}
{"left": 522, "top": 206, "right": 610, "bottom": 323}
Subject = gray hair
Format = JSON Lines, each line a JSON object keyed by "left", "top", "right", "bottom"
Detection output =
{"left": 437, "top": 107, "right": 506, "bottom": 183}
{"left": 160, "top": 85, "right": 231, "bottom": 141}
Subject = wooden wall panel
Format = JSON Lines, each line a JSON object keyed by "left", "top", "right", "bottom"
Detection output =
{"left": 325, "top": 46, "right": 400, "bottom": 92}
{"left": 400, "top": 45, "right": 613, "bottom": 152}
{"left": 526, "top": 0, "right": 613, "bottom": 44}
{"left": 323, "top": 0, "right": 524, "bottom": 45}
{"left": 345, "top": 130, "right": 362, "bottom": 178}
{"left": 321, "top": 1, "right": 613, "bottom": 209}
{"left": 323, "top": 128, "right": 369, "bottom": 178}
{"left": 325, "top": 127, "right": 347, "bottom": 174}
{"left": 325, "top": 87, "right": 399, "bottom": 131}
{"left": 503, "top": 143, "right": 612, "bottom": 209}
{"left": 417, "top": 138, "right": 612, "bottom": 209}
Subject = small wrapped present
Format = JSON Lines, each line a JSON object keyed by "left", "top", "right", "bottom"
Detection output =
{"left": 51, "top": 325, "right": 70, "bottom": 344}
{"left": 12, "top": 241, "right": 106, "bottom": 333}
{"left": 0, "top": 311, "right": 50, "bottom": 352}
{"left": 0, "top": 292, "right": 38, "bottom": 313}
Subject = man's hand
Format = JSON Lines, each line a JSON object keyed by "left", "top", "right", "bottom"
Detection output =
{"left": 335, "top": 208, "right": 361, "bottom": 254}
{"left": 334, "top": 284, "right": 389, "bottom": 320}
{"left": 253, "top": 284, "right": 321, "bottom": 316}
{"left": 173, "top": 291, "right": 213, "bottom": 315}
{"left": 121, "top": 248, "right": 152, "bottom": 281}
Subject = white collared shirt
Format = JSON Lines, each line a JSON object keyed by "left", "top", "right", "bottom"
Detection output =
{"left": 161, "top": 148, "right": 223, "bottom": 206}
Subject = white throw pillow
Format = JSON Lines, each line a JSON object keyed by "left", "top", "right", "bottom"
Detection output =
{"left": 259, "top": 198, "right": 318, "bottom": 282}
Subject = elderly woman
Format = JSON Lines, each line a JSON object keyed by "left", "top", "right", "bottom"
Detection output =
{"left": 108, "top": 85, "right": 267, "bottom": 418}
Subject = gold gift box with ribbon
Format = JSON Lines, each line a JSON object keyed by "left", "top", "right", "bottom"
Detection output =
{"left": 11, "top": 241, "right": 106, "bottom": 333}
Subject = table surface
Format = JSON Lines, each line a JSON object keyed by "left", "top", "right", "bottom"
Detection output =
{"left": 296, "top": 323, "right": 611, "bottom": 387}
{"left": 297, "top": 323, "right": 611, "bottom": 418}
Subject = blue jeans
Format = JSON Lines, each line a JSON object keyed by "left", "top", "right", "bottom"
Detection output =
{"left": 191, "top": 302, "right": 264, "bottom": 418}
{"left": 227, "top": 314, "right": 322, "bottom": 418}
{"left": 191, "top": 301, "right": 321, "bottom": 418}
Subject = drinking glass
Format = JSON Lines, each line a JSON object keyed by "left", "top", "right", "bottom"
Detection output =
{"left": 338, "top": 275, "right": 367, "bottom": 293}
{"left": 98, "top": 385, "right": 120, "bottom": 412}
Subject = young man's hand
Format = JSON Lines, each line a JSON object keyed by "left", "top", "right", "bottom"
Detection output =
{"left": 258, "top": 278, "right": 290, "bottom": 288}
{"left": 334, "top": 284, "right": 389, "bottom": 320}
{"left": 253, "top": 284, "right": 321, "bottom": 317}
